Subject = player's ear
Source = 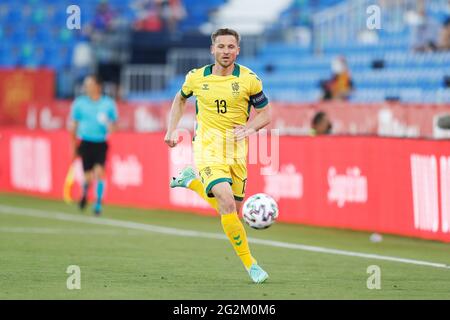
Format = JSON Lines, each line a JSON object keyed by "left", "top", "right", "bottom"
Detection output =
{"left": 210, "top": 44, "right": 214, "bottom": 55}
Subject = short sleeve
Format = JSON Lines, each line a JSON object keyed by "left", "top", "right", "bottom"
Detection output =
{"left": 70, "top": 98, "right": 82, "bottom": 121}
{"left": 249, "top": 73, "right": 269, "bottom": 109}
{"left": 180, "top": 69, "right": 195, "bottom": 98}
{"left": 108, "top": 99, "right": 118, "bottom": 122}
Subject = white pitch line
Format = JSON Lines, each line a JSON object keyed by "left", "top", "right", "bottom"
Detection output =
{"left": 0, "top": 226, "right": 145, "bottom": 236}
{"left": 0, "top": 204, "right": 449, "bottom": 270}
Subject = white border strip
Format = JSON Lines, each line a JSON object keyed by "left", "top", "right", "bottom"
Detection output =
{"left": 0, "top": 204, "right": 449, "bottom": 269}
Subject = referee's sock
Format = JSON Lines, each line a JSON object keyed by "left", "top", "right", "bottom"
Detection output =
{"left": 79, "top": 182, "right": 90, "bottom": 210}
{"left": 96, "top": 180, "right": 105, "bottom": 206}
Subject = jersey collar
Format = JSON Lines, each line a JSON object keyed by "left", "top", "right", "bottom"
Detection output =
{"left": 204, "top": 64, "right": 240, "bottom": 77}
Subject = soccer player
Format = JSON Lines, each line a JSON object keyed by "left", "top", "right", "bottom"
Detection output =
{"left": 164, "top": 28, "right": 272, "bottom": 283}
{"left": 69, "top": 75, "right": 118, "bottom": 215}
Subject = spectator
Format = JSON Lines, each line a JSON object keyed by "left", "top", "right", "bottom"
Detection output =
{"left": 92, "top": 0, "right": 116, "bottom": 33}
{"left": 405, "top": 2, "right": 440, "bottom": 52}
{"left": 438, "top": 114, "right": 450, "bottom": 129}
{"left": 438, "top": 17, "right": 450, "bottom": 51}
{"left": 72, "top": 39, "right": 95, "bottom": 85}
{"left": 132, "top": 0, "right": 163, "bottom": 32}
{"left": 320, "top": 56, "right": 353, "bottom": 101}
{"left": 158, "top": 0, "right": 186, "bottom": 35}
{"left": 57, "top": 65, "right": 76, "bottom": 99}
{"left": 310, "top": 111, "right": 332, "bottom": 136}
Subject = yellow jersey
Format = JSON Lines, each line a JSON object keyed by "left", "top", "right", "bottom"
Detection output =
{"left": 180, "top": 63, "right": 268, "bottom": 163}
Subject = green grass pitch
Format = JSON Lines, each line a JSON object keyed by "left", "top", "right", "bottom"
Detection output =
{"left": 0, "top": 193, "right": 449, "bottom": 299}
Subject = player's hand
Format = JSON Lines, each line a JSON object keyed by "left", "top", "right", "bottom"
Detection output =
{"left": 107, "top": 122, "right": 117, "bottom": 134}
{"left": 233, "top": 125, "right": 255, "bottom": 141}
{"left": 164, "top": 131, "right": 178, "bottom": 148}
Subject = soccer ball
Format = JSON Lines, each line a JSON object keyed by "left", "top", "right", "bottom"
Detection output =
{"left": 242, "top": 193, "right": 279, "bottom": 229}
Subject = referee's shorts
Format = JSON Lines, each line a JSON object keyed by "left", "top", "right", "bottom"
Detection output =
{"left": 77, "top": 140, "right": 108, "bottom": 172}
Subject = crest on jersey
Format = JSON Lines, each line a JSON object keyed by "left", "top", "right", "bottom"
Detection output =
{"left": 231, "top": 82, "right": 240, "bottom": 98}
{"left": 202, "top": 167, "right": 212, "bottom": 178}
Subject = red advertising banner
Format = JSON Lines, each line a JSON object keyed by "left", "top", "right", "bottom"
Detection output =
{"left": 3, "top": 100, "right": 450, "bottom": 138}
{"left": 0, "top": 128, "right": 449, "bottom": 242}
{"left": 0, "top": 69, "right": 55, "bottom": 125}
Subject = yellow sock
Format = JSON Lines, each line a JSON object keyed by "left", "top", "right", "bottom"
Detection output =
{"left": 188, "top": 178, "right": 219, "bottom": 211}
{"left": 188, "top": 179, "right": 255, "bottom": 268}
{"left": 221, "top": 212, "right": 255, "bottom": 269}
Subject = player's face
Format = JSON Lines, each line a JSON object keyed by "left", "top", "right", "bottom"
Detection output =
{"left": 211, "top": 35, "right": 240, "bottom": 68}
{"left": 84, "top": 77, "right": 101, "bottom": 98}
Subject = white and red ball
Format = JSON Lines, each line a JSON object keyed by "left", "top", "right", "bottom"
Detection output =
{"left": 242, "top": 193, "right": 279, "bottom": 229}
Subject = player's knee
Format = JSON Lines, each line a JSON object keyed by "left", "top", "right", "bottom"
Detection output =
{"left": 94, "top": 165, "right": 105, "bottom": 179}
{"left": 215, "top": 193, "right": 236, "bottom": 214}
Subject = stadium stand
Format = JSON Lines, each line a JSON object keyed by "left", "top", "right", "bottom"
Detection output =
{"left": 0, "top": 0, "right": 449, "bottom": 103}
{"left": 134, "top": 0, "right": 450, "bottom": 103}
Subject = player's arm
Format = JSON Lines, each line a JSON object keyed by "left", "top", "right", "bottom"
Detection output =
{"left": 69, "top": 120, "right": 79, "bottom": 160}
{"left": 247, "top": 103, "right": 272, "bottom": 131}
{"left": 108, "top": 99, "right": 119, "bottom": 133}
{"left": 164, "top": 91, "right": 188, "bottom": 147}
{"left": 234, "top": 104, "right": 271, "bottom": 141}
{"left": 165, "top": 69, "right": 194, "bottom": 147}
{"left": 108, "top": 122, "right": 118, "bottom": 133}
{"left": 69, "top": 99, "right": 81, "bottom": 159}
{"left": 234, "top": 74, "right": 271, "bottom": 141}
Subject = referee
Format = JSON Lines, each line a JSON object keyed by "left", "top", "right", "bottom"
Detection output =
{"left": 69, "top": 75, "right": 118, "bottom": 215}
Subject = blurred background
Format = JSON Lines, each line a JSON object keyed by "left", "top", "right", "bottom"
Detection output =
{"left": 0, "top": 0, "right": 449, "bottom": 137}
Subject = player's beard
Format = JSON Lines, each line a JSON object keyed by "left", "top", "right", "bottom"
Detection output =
{"left": 217, "top": 56, "right": 234, "bottom": 68}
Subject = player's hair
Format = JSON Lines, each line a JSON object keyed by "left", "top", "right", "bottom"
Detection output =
{"left": 86, "top": 74, "right": 103, "bottom": 87}
{"left": 211, "top": 28, "right": 240, "bottom": 45}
